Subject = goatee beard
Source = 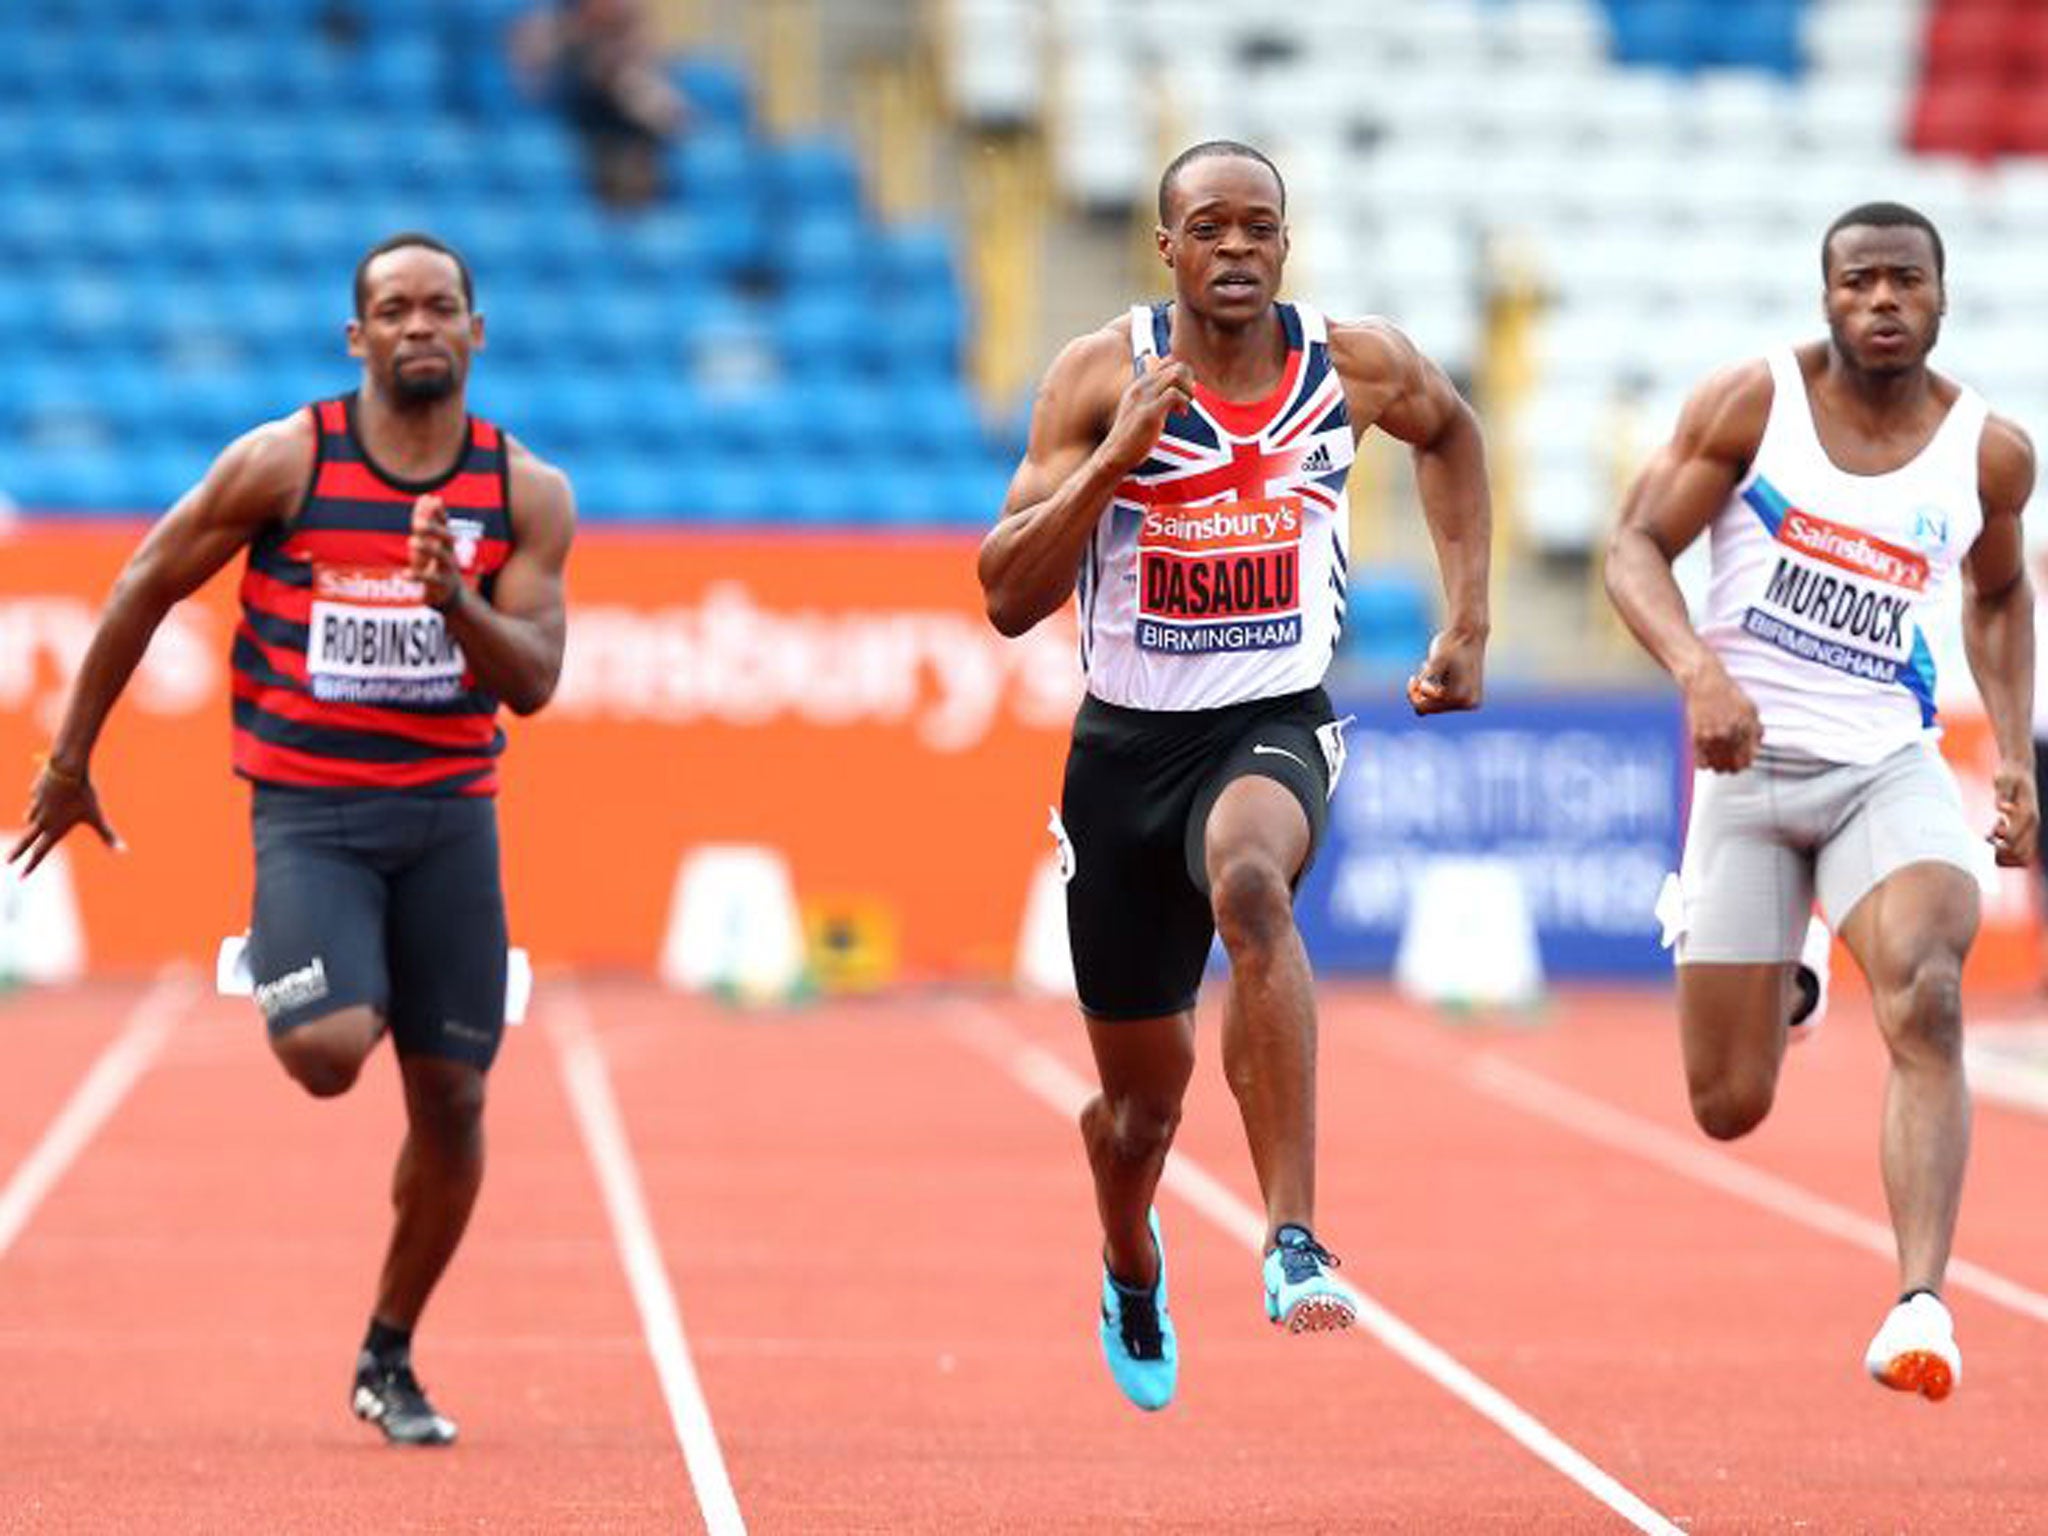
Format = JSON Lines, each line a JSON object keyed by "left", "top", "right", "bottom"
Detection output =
{"left": 391, "top": 369, "right": 458, "bottom": 406}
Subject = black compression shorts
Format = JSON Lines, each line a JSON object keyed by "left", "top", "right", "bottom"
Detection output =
{"left": 1055, "top": 686, "right": 1343, "bottom": 1021}
{"left": 247, "top": 784, "right": 510, "bottom": 1071}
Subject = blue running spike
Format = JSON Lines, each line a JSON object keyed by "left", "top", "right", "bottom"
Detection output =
{"left": 1098, "top": 1208, "right": 1177, "bottom": 1410}
{"left": 1263, "top": 1224, "right": 1361, "bottom": 1333}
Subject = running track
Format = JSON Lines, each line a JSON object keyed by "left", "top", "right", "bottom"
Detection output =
{"left": 3, "top": 972, "right": 2046, "bottom": 1532}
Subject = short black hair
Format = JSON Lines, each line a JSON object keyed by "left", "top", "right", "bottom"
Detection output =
{"left": 1157, "top": 140, "right": 1286, "bottom": 227}
{"left": 353, "top": 231, "right": 475, "bottom": 318}
{"left": 1822, "top": 202, "right": 1945, "bottom": 281}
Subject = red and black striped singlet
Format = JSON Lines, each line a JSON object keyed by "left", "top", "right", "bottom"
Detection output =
{"left": 231, "top": 395, "right": 514, "bottom": 796}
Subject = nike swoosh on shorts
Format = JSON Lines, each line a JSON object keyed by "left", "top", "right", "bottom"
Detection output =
{"left": 1250, "top": 744, "right": 1309, "bottom": 770}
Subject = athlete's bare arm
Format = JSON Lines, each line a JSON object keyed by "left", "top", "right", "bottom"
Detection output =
{"left": 1327, "top": 320, "right": 1491, "bottom": 713}
{"left": 409, "top": 440, "right": 574, "bottom": 716}
{"left": 8, "top": 413, "right": 313, "bottom": 875}
{"left": 978, "top": 321, "right": 1195, "bottom": 637}
{"left": 1605, "top": 360, "right": 1775, "bottom": 772}
{"left": 1961, "top": 413, "right": 2038, "bottom": 866}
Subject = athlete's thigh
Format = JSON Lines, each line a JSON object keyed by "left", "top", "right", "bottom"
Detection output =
{"left": 1677, "top": 960, "right": 1796, "bottom": 1088}
{"left": 1185, "top": 692, "right": 1338, "bottom": 891}
{"left": 247, "top": 786, "right": 390, "bottom": 1033}
{"left": 385, "top": 798, "right": 508, "bottom": 1071}
{"left": 1836, "top": 861, "right": 1980, "bottom": 1001}
{"left": 1817, "top": 742, "right": 1981, "bottom": 941}
{"left": 1059, "top": 729, "right": 1214, "bottom": 1021}
{"left": 1673, "top": 764, "right": 1812, "bottom": 966}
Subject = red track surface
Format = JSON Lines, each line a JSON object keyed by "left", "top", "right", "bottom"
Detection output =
{"left": 3, "top": 972, "right": 2046, "bottom": 1531}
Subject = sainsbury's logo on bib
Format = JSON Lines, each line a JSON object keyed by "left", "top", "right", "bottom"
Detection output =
{"left": 314, "top": 567, "right": 431, "bottom": 604}
{"left": 1778, "top": 509, "right": 1928, "bottom": 592}
{"left": 1136, "top": 497, "right": 1302, "bottom": 655}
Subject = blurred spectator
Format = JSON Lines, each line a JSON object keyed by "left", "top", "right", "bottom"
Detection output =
{"left": 317, "top": 1, "right": 367, "bottom": 49}
{"left": 512, "top": 0, "right": 686, "bottom": 208}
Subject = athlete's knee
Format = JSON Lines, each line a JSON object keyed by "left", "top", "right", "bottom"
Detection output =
{"left": 1688, "top": 1073, "right": 1775, "bottom": 1141}
{"left": 1084, "top": 1089, "right": 1182, "bottom": 1166}
{"left": 1886, "top": 952, "right": 1965, "bottom": 1060}
{"left": 403, "top": 1060, "right": 488, "bottom": 1145}
{"left": 274, "top": 1035, "right": 366, "bottom": 1098}
{"left": 271, "top": 1011, "right": 380, "bottom": 1098}
{"left": 1209, "top": 854, "right": 1294, "bottom": 954}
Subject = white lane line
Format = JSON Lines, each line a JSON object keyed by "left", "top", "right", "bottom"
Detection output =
{"left": 956, "top": 1005, "right": 1683, "bottom": 1536}
{"left": 546, "top": 979, "right": 746, "bottom": 1536}
{"left": 0, "top": 967, "right": 197, "bottom": 1261}
{"left": 1471, "top": 1053, "right": 2048, "bottom": 1327}
{"left": 1964, "top": 1025, "right": 2048, "bottom": 1119}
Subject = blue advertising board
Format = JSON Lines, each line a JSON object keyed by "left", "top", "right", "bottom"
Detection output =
{"left": 1296, "top": 692, "right": 1687, "bottom": 978}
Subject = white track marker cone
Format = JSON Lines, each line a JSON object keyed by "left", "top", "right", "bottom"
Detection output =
{"left": 0, "top": 840, "right": 85, "bottom": 986}
{"left": 1015, "top": 845, "right": 1076, "bottom": 999}
{"left": 658, "top": 844, "right": 806, "bottom": 1003}
{"left": 1394, "top": 857, "right": 1543, "bottom": 1011}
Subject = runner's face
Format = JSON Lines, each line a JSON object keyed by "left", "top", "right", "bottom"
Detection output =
{"left": 349, "top": 248, "right": 481, "bottom": 404}
{"left": 1823, "top": 225, "right": 1942, "bottom": 376}
{"left": 1158, "top": 157, "right": 1287, "bottom": 325}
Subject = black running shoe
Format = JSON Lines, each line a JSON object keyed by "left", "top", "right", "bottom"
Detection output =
{"left": 351, "top": 1352, "right": 458, "bottom": 1446}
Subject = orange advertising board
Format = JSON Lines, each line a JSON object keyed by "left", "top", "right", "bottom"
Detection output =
{"left": 0, "top": 524, "right": 1081, "bottom": 977}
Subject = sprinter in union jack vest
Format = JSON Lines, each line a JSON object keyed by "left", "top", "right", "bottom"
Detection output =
{"left": 978, "top": 142, "right": 1493, "bottom": 1412}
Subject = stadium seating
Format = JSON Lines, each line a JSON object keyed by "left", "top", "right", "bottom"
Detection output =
{"left": 0, "top": 0, "right": 1010, "bottom": 524}
{"left": 939, "top": 0, "right": 2048, "bottom": 563}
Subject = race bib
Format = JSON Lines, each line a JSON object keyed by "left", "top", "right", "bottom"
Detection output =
{"left": 306, "top": 566, "right": 466, "bottom": 704}
{"left": 1743, "top": 507, "right": 1927, "bottom": 683}
{"left": 1136, "top": 497, "right": 1303, "bottom": 655}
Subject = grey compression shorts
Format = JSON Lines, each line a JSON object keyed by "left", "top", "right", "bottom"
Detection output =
{"left": 1671, "top": 739, "right": 1983, "bottom": 965}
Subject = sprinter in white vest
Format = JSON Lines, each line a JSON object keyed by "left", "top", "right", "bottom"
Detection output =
{"left": 1606, "top": 203, "right": 2037, "bottom": 1402}
{"left": 979, "top": 141, "right": 1492, "bottom": 1411}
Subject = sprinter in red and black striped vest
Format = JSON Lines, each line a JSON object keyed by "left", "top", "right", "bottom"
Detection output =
{"left": 12, "top": 233, "right": 576, "bottom": 1447}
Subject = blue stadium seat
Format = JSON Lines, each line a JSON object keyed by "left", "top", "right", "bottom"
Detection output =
{"left": 153, "top": 367, "right": 267, "bottom": 445}
{"left": 951, "top": 460, "right": 1016, "bottom": 530}
{"left": 589, "top": 449, "right": 684, "bottom": 522}
{"left": 671, "top": 127, "right": 758, "bottom": 207}
{"left": 672, "top": 54, "right": 752, "bottom": 134}
{"left": 603, "top": 206, "right": 691, "bottom": 281}
{"left": 886, "top": 382, "right": 986, "bottom": 461}
{"left": 1, "top": 447, "right": 157, "bottom": 515}
{"left": 869, "top": 296, "right": 968, "bottom": 380}
{"left": 767, "top": 137, "right": 863, "bottom": 219}
{"left": 471, "top": 122, "right": 581, "bottom": 196}
{"left": 783, "top": 462, "right": 868, "bottom": 525}
{"left": 0, "top": 187, "right": 76, "bottom": 266}
{"left": 1342, "top": 568, "right": 1436, "bottom": 673}
{"left": 1705, "top": 0, "right": 1804, "bottom": 77}
{"left": 772, "top": 291, "right": 867, "bottom": 367}
{"left": 873, "top": 223, "right": 961, "bottom": 304}
{"left": 179, "top": 35, "right": 274, "bottom": 106}
{"left": 270, "top": 198, "right": 365, "bottom": 277}
{"left": 684, "top": 452, "right": 773, "bottom": 524}
{"left": 851, "top": 462, "right": 935, "bottom": 528}
{"left": 787, "top": 379, "right": 895, "bottom": 459}
{"left": 1606, "top": 0, "right": 1704, "bottom": 72}
{"left": 771, "top": 207, "right": 865, "bottom": 288}
{"left": 357, "top": 38, "right": 445, "bottom": 108}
